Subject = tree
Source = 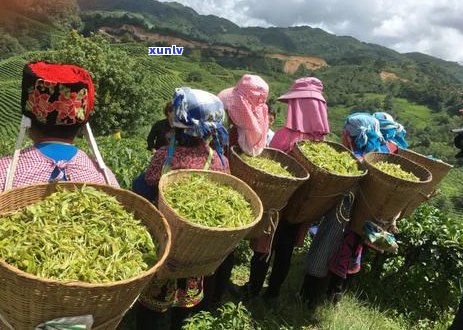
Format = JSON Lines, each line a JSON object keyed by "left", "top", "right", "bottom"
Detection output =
{"left": 0, "top": 30, "right": 25, "bottom": 59}
{"left": 383, "top": 94, "right": 394, "bottom": 111}
{"left": 39, "top": 31, "right": 156, "bottom": 135}
{"left": 185, "top": 71, "right": 203, "bottom": 82}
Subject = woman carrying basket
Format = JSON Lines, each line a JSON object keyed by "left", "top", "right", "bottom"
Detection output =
{"left": 300, "top": 112, "right": 405, "bottom": 307}
{"left": 0, "top": 61, "right": 119, "bottom": 190}
{"left": 219, "top": 73, "right": 269, "bottom": 157}
{"left": 134, "top": 87, "right": 229, "bottom": 330}
{"left": 372, "top": 111, "right": 409, "bottom": 152}
{"left": 214, "top": 74, "right": 270, "bottom": 303}
{"left": 243, "top": 77, "right": 331, "bottom": 301}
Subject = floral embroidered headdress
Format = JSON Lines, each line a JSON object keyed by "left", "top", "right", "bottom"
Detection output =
{"left": 21, "top": 61, "right": 95, "bottom": 126}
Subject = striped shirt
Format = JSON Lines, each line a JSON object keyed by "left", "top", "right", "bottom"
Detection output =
{"left": 305, "top": 195, "right": 352, "bottom": 277}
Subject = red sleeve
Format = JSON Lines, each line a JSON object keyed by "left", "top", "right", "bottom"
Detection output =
{"left": 209, "top": 152, "right": 230, "bottom": 174}
{"left": 387, "top": 141, "right": 399, "bottom": 154}
{"left": 145, "top": 147, "right": 168, "bottom": 186}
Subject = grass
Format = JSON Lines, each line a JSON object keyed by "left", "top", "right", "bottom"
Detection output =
{"left": 352, "top": 93, "right": 433, "bottom": 130}
{"left": 310, "top": 295, "right": 406, "bottom": 330}
{"left": 392, "top": 98, "right": 433, "bottom": 130}
{"left": 116, "top": 242, "right": 434, "bottom": 330}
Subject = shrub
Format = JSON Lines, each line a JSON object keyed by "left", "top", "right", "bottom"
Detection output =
{"left": 39, "top": 31, "right": 157, "bottom": 135}
{"left": 354, "top": 204, "right": 463, "bottom": 321}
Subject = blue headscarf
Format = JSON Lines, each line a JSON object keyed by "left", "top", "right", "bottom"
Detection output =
{"left": 343, "top": 112, "right": 388, "bottom": 156}
{"left": 172, "top": 87, "right": 228, "bottom": 141}
{"left": 373, "top": 112, "right": 409, "bottom": 149}
{"left": 171, "top": 87, "right": 228, "bottom": 165}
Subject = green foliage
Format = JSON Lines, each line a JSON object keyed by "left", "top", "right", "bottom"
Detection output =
{"left": 233, "top": 240, "right": 253, "bottom": 265}
{"left": 0, "top": 31, "right": 25, "bottom": 60}
{"left": 185, "top": 71, "right": 203, "bottom": 83}
{"left": 183, "top": 302, "right": 260, "bottom": 330}
{"left": 0, "top": 3, "right": 75, "bottom": 58}
{"left": 40, "top": 31, "right": 157, "bottom": 135}
{"left": 313, "top": 295, "right": 407, "bottom": 330}
{"left": 383, "top": 94, "right": 394, "bottom": 111}
{"left": 77, "top": 136, "right": 151, "bottom": 190}
{"left": 354, "top": 204, "right": 463, "bottom": 321}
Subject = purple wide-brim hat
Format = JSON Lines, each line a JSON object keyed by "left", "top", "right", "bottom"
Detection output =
{"left": 277, "top": 76, "right": 325, "bottom": 103}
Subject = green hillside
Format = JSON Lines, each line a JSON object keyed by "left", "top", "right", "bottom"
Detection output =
{"left": 0, "top": 52, "right": 43, "bottom": 138}
{"left": 405, "top": 52, "right": 463, "bottom": 85}
{"left": 76, "top": 0, "right": 463, "bottom": 87}
{"left": 1, "top": 3, "right": 463, "bottom": 328}
{"left": 0, "top": 44, "right": 454, "bottom": 163}
{"left": 0, "top": 0, "right": 79, "bottom": 59}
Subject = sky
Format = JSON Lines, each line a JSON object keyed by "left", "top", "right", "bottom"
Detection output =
{"left": 159, "top": 0, "right": 463, "bottom": 64}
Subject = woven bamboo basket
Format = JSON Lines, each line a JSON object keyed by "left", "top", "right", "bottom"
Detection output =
{"left": 284, "top": 140, "right": 367, "bottom": 224}
{"left": 157, "top": 169, "right": 263, "bottom": 279}
{"left": 230, "top": 146, "right": 309, "bottom": 210}
{"left": 350, "top": 152, "right": 432, "bottom": 235}
{"left": 0, "top": 182, "right": 171, "bottom": 330}
{"left": 397, "top": 148, "right": 453, "bottom": 218}
{"left": 229, "top": 146, "right": 309, "bottom": 238}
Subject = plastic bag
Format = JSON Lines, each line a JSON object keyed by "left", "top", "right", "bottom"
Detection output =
{"left": 34, "top": 315, "right": 94, "bottom": 330}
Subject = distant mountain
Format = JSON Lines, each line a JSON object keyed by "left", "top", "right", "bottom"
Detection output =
{"left": 0, "top": 0, "right": 80, "bottom": 59}
{"left": 2, "top": 0, "right": 463, "bottom": 89}
{"left": 76, "top": 0, "right": 463, "bottom": 85}
{"left": 404, "top": 52, "right": 463, "bottom": 85}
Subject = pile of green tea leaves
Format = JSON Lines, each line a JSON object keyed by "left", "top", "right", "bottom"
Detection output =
{"left": 299, "top": 141, "right": 364, "bottom": 175}
{"left": 0, "top": 186, "right": 157, "bottom": 283}
{"left": 373, "top": 161, "right": 420, "bottom": 181}
{"left": 163, "top": 174, "right": 254, "bottom": 228}
{"left": 241, "top": 154, "right": 294, "bottom": 178}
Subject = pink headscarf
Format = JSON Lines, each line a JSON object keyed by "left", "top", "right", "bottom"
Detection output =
{"left": 218, "top": 74, "right": 269, "bottom": 156}
{"left": 285, "top": 98, "right": 329, "bottom": 135}
{"left": 270, "top": 77, "right": 330, "bottom": 153}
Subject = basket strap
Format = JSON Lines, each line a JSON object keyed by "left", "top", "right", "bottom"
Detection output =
{"left": 4, "top": 116, "right": 31, "bottom": 192}
{"left": 335, "top": 191, "right": 355, "bottom": 224}
{"left": 83, "top": 123, "right": 111, "bottom": 185}
{"left": 202, "top": 137, "right": 214, "bottom": 171}
{"left": 264, "top": 208, "right": 280, "bottom": 263}
{"left": 161, "top": 131, "right": 177, "bottom": 175}
{"left": 0, "top": 307, "right": 15, "bottom": 330}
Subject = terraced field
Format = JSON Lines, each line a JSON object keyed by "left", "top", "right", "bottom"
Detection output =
{"left": 0, "top": 53, "right": 31, "bottom": 139}
{"left": 0, "top": 88, "right": 21, "bottom": 136}
{"left": 0, "top": 56, "right": 26, "bottom": 81}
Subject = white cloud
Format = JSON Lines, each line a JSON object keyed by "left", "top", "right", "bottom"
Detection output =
{"left": 158, "top": 0, "right": 463, "bottom": 64}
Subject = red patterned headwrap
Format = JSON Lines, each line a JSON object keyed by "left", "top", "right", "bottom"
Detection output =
{"left": 21, "top": 62, "right": 95, "bottom": 126}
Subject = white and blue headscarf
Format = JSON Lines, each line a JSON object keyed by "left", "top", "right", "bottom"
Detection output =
{"left": 344, "top": 112, "right": 388, "bottom": 156}
{"left": 172, "top": 87, "right": 227, "bottom": 141}
{"left": 373, "top": 112, "right": 409, "bottom": 149}
{"left": 171, "top": 87, "right": 228, "bottom": 165}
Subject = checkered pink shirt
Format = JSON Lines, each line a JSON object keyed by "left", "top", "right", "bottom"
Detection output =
{"left": 0, "top": 146, "right": 119, "bottom": 191}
